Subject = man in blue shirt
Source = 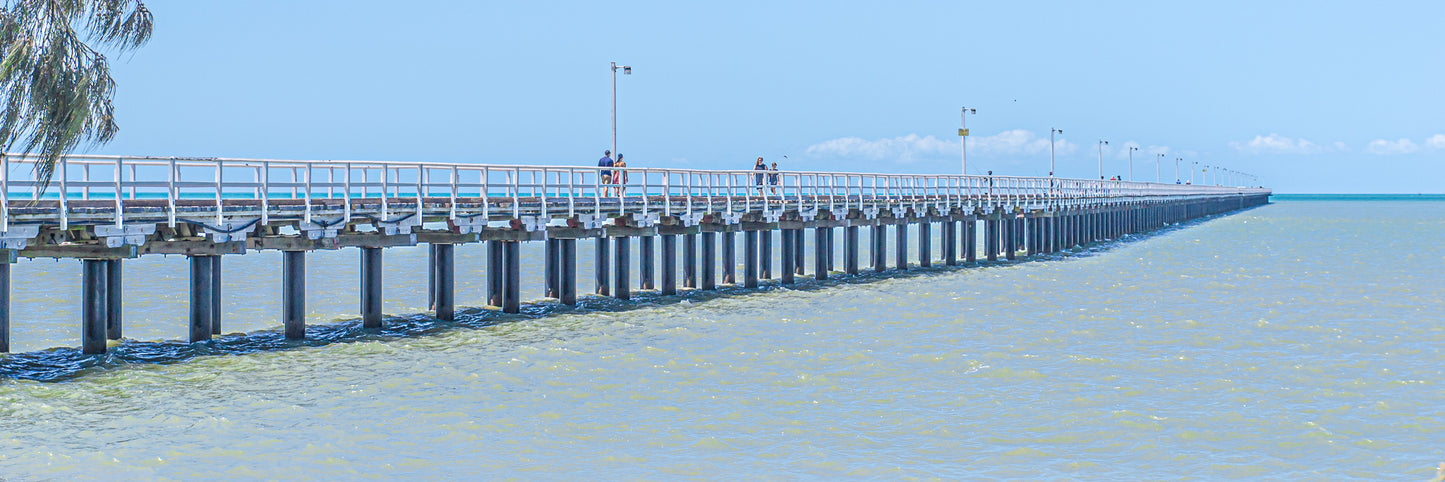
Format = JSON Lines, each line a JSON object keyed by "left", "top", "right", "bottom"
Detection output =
{"left": 598, "top": 150, "right": 614, "bottom": 196}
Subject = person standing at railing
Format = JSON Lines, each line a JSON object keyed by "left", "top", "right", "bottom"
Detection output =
{"left": 614, "top": 154, "right": 628, "bottom": 196}
{"left": 769, "top": 162, "right": 781, "bottom": 196}
{"left": 598, "top": 150, "right": 614, "bottom": 197}
{"left": 753, "top": 157, "right": 767, "bottom": 195}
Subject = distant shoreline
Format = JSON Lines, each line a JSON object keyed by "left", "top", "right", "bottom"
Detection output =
{"left": 1272, "top": 193, "right": 1445, "bottom": 201}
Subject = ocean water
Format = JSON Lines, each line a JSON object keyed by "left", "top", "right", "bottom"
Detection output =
{"left": 0, "top": 198, "right": 1442, "bottom": 479}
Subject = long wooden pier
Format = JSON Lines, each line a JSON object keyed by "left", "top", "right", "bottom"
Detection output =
{"left": 0, "top": 153, "right": 1270, "bottom": 353}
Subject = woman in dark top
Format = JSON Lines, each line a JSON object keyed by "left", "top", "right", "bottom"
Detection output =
{"left": 753, "top": 157, "right": 767, "bottom": 195}
{"left": 768, "top": 162, "right": 780, "bottom": 196}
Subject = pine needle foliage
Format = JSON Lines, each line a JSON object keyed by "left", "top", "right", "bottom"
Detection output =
{"left": 0, "top": 0, "right": 152, "bottom": 189}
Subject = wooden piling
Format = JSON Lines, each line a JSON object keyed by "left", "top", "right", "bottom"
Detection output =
{"left": 1004, "top": 216, "right": 1017, "bottom": 260}
{"left": 683, "top": 233, "right": 697, "bottom": 288}
{"left": 503, "top": 241, "right": 521, "bottom": 313}
{"left": 0, "top": 261, "right": 8, "bottom": 353}
{"left": 83, "top": 259, "right": 109, "bottom": 354}
{"left": 434, "top": 244, "right": 455, "bottom": 321}
{"left": 760, "top": 230, "right": 772, "bottom": 279}
{"left": 781, "top": 229, "right": 796, "bottom": 284}
{"left": 919, "top": 222, "right": 932, "bottom": 268}
{"left": 639, "top": 235, "right": 655, "bottom": 290}
{"left": 872, "top": 224, "right": 887, "bottom": 271}
{"left": 845, "top": 225, "right": 860, "bottom": 274}
{"left": 594, "top": 236, "right": 610, "bottom": 296}
{"left": 744, "top": 230, "right": 758, "bottom": 289}
{"left": 210, "top": 256, "right": 222, "bottom": 335}
{"left": 701, "top": 231, "right": 716, "bottom": 290}
{"left": 488, "top": 240, "right": 503, "bottom": 307}
{"left": 964, "top": 218, "right": 977, "bottom": 262}
{"left": 814, "top": 227, "right": 828, "bottom": 280}
{"left": 661, "top": 234, "right": 677, "bottom": 295}
{"left": 105, "top": 259, "right": 123, "bottom": 340}
{"left": 186, "top": 256, "right": 212, "bottom": 344}
{"left": 722, "top": 231, "right": 736, "bottom": 285}
{"left": 361, "top": 247, "right": 383, "bottom": 328}
{"left": 895, "top": 221, "right": 909, "bottom": 270}
{"left": 560, "top": 239, "right": 578, "bottom": 305}
{"left": 545, "top": 238, "right": 559, "bottom": 298}
{"left": 614, "top": 236, "right": 631, "bottom": 300}
{"left": 283, "top": 251, "right": 306, "bottom": 339}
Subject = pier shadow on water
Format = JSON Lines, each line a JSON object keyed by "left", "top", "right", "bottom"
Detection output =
{"left": 0, "top": 209, "right": 1256, "bottom": 383}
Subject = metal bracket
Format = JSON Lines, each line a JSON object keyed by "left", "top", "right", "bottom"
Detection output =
{"left": 300, "top": 217, "right": 344, "bottom": 240}
{"left": 450, "top": 215, "right": 487, "bottom": 235}
{"left": 576, "top": 213, "right": 606, "bottom": 229}
{"left": 376, "top": 213, "right": 423, "bottom": 235}
{"left": 763, "top": 211, "right": 781, "bottom": 223}
{"left": 0, "top": 225, "right": 40, "bottom": 250}
{"left": 679, "top": 212, "right": 706, "bottom": 227}
{"left": 890, "top": 207, "right": 908, "bottom": 219}
{"left": 520, "top": 215, "right": 549, "bottom": 232}
{"left": 720, "top": 211, "right": 743, "bottom": 225}
{"left": 631, "top": 212, "right": 659, "bottom": 227}
{"left": 95, "top": 224, "right": 157, "bottom": 248}
{"left": 862, "top": 207, "right": 880, "bottom": 220}
{"left": 799, "top": 208, "right": 818, "bottom": 222}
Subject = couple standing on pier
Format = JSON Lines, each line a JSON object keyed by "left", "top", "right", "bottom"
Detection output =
{"left": 753, "top": 157, "right": 780, "bottom": 195}
{"left": 597, "top": 150, "right": 628, "bottom": 196}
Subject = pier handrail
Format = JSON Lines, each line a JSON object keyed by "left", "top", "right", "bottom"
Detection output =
{"left": 0, "top": 153, "right": 1269, "bottom": 233}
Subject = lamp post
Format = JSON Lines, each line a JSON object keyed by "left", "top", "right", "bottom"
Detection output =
{"left": 1092, "top": 139, "right": 1103, "bottom": 180}
{"left": 1156, "top": 153, "right": 1164, "bottom": 183}
{"left": 1127, "top": 146, "right": 1138, "bottom": 181}
{"left": 1050, "top": 128, "right": 1063, "bottom": 177}
{"left": 1175, "top": 157, "right": 1182, "bottom": 183}
{"left": 610, "top": 61, "right": 632, "bottom": 161}
{"left": 960, "top": 107, "right": 976, "bottom": 175}
{"left": 1191, "top": 161, "right": 1198, "bottom": 184}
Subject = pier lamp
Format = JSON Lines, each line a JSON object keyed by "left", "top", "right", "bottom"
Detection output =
{"left": 1156, "top": 153, "right": 1164, "bottom": 183}
{"left": 1097, "top": 139, "right": 1109, "bottom": 180}
{"left": 611, "top": 61, "right": 632, "bottom": 161}
{"left": 1191, "top": 161, "right": 1198, "bottom": 184}
{"left": 1175, "top": 157, "right": 1182, "bottom": 183}
{"left": 960, "top": 107, "right": 976, "bottom": 175}
{"left": 1127, "top": 146, "right": 1138, "bottom": 181}
{"left": 1050, "top": 128, "right": 1063, "bottom": 176}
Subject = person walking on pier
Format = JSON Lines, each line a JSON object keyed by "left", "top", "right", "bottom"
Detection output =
{"left": 769, "top": 161, "right": 781, "bottom": 196}
{"left": 598, "top": 150, "right": 614, "bottom": 196}
{"left": 754, "top": 157, "right": 767, "bottom": 195}
{"left": 614, "top": 154, "right": 628, "bottom": 196}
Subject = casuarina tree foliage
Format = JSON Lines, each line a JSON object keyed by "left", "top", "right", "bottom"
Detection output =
{"left": 0, "top": 0, "right": 152, "bottom": 188}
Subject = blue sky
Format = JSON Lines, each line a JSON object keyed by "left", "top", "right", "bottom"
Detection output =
{"left": 97, "top": 1, "right": 1443, "bottom": 193}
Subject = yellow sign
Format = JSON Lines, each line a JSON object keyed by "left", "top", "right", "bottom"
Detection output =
{"left": 957, "top": 128, "right": 970, "bottom": 136}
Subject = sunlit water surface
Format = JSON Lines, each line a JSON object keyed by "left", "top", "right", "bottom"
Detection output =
{"left": 1, "top": 199, "right": 1442, "bottom": 479}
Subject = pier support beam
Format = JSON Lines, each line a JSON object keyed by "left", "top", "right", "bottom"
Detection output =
{"left": 814, "top": 227, "right": 828, "bottom": 280}
{"left": 661, "top": 234, "right": 677, "bottom": 295}
{"left": 283, "top": 251, "right": 306, "bottom": 339}
{"left": 683, "top": 233, "right": 697, "bottom": 288}
{"left": 186, "top": 256, "right": 213, "bottom": 344}
{"left": 614, "top": 236, "right": 631, "bottom": 300}
{"left": 919, "top": 222, "right": 932, "bottom": 268}
{"left": 743, "top": 230, "right": 759, "bottom": 289}
{"left": 545, "top": 238, "right": 559, "bottom": 298}
{"left": 488, "top": 241, "right": 503, "bottom": 307}
{"left": 106, "top": 259, "right": 123, "bottom": 340}
{"left": 895, "top": 221, "right": 909, "bottom": 270}
{"left": 844, "top": 226, "right": 860, "bottom": 274}
{"left": 964, "top": 218, "right": 977, "bottom": 262}
{"left": 985, "top": 218, "right": 999, "bottom": 261}
{"left": 722, "top": 231, "right": 736, "bottom": 285}
{"left": 0, "top": 261, "right": 8, "bottom": 352}
{"left": 1005, "top": 217, "right": 1017, "bottom": 261}
{"left": 208, "top": 256, "right": 222, "bottom": 335}
{"left": 503, "top": 241, "right": 521, "bottom": 313}
{"left": 83, "top": 259, "right": 109, "bottom": 354}
{"left": 825, "top": 228, "right": 835, "bottom": 272}
{"left": 701, "top": 232, "right": 717, "bottom": 290}
{"left": 560, "top": 239, "right": 578, "bottom": 305}
{"left": 434, "top": 244, "right": 455, "bottom": 321}
{"left": 639, "top": 235, "right": 655, "bottom": 290}
{"left": 872, "top": 225, "right": 887, "bottom": 272}
{"left": 781, "top": 229, "right": 796, "bottom": 284}
{"left": 594, "top": 237, "right": 610, "bottom": 296}
{"left": 361, "top": 247, "right": 383, "bottom": 328}
{"left": 760, "top": 230, "right": 772, "bottom": 279}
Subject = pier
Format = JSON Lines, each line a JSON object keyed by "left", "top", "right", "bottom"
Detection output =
{"left": 0, "top": 153, "right": 1269, "bottom": 354}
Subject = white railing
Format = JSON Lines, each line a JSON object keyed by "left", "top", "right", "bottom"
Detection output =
{"left": 0, "top": 153, "right": 1269, "bottom": 232}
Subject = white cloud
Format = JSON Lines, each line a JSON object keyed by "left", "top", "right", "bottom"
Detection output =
{"left": 1229, "top": 133, "right": 1325, "bottom": 155}
{"left": 1365, "top": 138, "right": 1419, "bottom": 155}
{"left": 804, "top": 129, "right": 1076, "bottom": 163}
{"left": 1426, "top": 134, "right": 1445, "bottom": 150}
{"left": 1333, "top": 141, "right": 1350, "bottom": 152}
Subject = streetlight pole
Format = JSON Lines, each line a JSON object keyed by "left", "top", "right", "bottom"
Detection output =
{"left": 1128, "top": 146, "right": 1138, "bottom": 182}
{"left": 1175, "top": 157, "right": 1182, "bottom": 183}
{"left": 1191, "top": 161, "right": 1198, "bottom": 184}
{"left": 1050, "top": 128, "right": 1063, "bottom": 177}
{"left": 960, "top": 107, "right": 976, "bottom": 175}
{"left": 610, "top": 61, "right": 631, "bottom": 162}
{"left": 1097, "top": 139, "right": 1109, "bottom": 180}
{"left": 1156, "top": 153, "right": 1163, "bottom": 183}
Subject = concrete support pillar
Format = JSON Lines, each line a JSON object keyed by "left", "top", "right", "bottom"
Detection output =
{"left": 964, "top": 218, "right": 977, "bottom": 262}
{"left": 814, "top": 227, "right": 828, "bottom": 280}
{"left": 639, "top": 236, "right": 655, "bottom": 290}
{"left": 984, "top": 218, "right": 999, "bottom": 261}
{"left": 361, "top": 247, "right": 383, "bottom": 328}
{"left": 545, "top": 238, "right": 559, "bottom": 298}
{"left": 825, "top": 228, "right": 835, "bottom": 272}
{"left": 793, "top": 229, "right": 805, "bottom": 276}
{"left": 661, "top": 234, "right": 677, "bottom": 295}
{"left": 106, "top": 259, "right": 122, "bottom": 340}
{"left": 560, "top": 239, "right": 578, "bottom": 305}
{"left": 594, "top": 236, "right": 610, "bottom": 296}
{"left": 844, "top": 226, "right": 860, "bottom": 274}
{"left": 895, "top": 222, "right": 909, "bottom": 270}
{"left": 872, "top": 224, "right": 887, "bottom": 272}
{"left": 0, "top": 262, "right": 8, "bottom": 353}
{"left": 83, "top": 259, "right": 109, "bottom": 354}
{"left": 919, "top": 222, "right": 932, "bottom": 268}
{"left": 487, "top": 240, "right": 503, "bottom": 307}
{"left": 433, "top": 244, "right": 455, "bottom": 320}
{"left": 503, "top": 241, "right": 521, "bottom": 313}
{"left": 210, "top": 256, "right": 222, "bottom": 335}
{"left": 427, "top": 244, "right": 436, "bottom": 310}
{"left": 722, "top": 231, "right": 736, "bottom": 285}
{"left": 683, "top": 233, "right": 697, "bottom": 288}
{"left": 760, "top": 230, "right": 772, "bottom": 279}
{"left": 781, "top": 229, "right": 796, "bottom": 285}
{"left": 744, "top": 230, "right": 759, "bottom": 288}
{"left": 942, "top": 220, "right": 957, "bottom": 266}
{"left": 283, "top": 251, "right": 306, "bottom": 339}
{"left": 614, "top": 236, "right": 631, "bottom": 300}
{"left": 701, "top": 231, "right": 716, "bottom": 290}
{"left": 1005, "top": 216, "right": 1017, "bottom": 260}
{"left": 186, "top": 256, "right": 212, "bottom": 344}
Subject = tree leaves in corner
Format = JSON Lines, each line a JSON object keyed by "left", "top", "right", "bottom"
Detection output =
{"left": 0, "top": 0, "right": 153, "bottom": 189}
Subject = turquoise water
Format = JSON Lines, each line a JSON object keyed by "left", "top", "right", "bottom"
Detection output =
{"left": 0, "top": 198, "right": 1442, "bottom": 479}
